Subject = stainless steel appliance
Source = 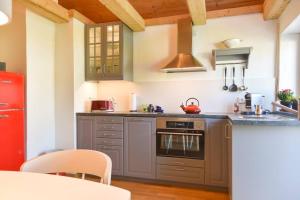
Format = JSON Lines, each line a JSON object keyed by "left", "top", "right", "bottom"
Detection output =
{"left": 243, "top": 93, "right": 265, "bottom": 114}
{"left": 156, "top": 117, "right": 205, "bottom": 160}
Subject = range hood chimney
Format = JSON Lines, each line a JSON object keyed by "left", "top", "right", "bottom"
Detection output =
{"left": 161, "top": 18, "right": 206, "bottom": 73}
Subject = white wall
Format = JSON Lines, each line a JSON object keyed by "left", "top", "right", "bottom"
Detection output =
{"left": 26, "top": 11, "right": 56, "bottom": 159}
{"left": 279, "top": 0, "right": 300, "bottom": 33}
{"left": 279, "top": 0, "right": 300, "bottom": 96}
{"left": 0, "top": 1, "right": 26, "bottom": 73}
{"left": 55, "top": 18, "right": 98, "bottom": 150}
{"left": 54, "top": 21, "right": 74, "bottom": 149}
{"left": 98, "top": 14, "right": 277, "bottom": 113}
{"left": 279, "top": 34, "right": 300, "bottom": 95}
{"left": 73, "top": 19, "right": 98, "bottom": 113}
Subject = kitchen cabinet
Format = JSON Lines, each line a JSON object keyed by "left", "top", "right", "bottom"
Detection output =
{"left": 124, "top": 117, "right": 156, "bottom": 179}
{"left": 77, "top": 116, "right": 94, "bottom": 150}
{"left": 205, "top": 119, "right": 228, "bottom": 187}
{"left": 85, "top": 22, "right": 133, "bottom": 81}
{"left": 93, "top": 116, "right": 124, "bottom": 176}
{"left": 77, "top": 116, "right": 124, "bottom": 176}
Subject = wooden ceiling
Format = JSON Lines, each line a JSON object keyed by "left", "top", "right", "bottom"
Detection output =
{"left": 58, "top": 0, "right": 264, "bottom": 23}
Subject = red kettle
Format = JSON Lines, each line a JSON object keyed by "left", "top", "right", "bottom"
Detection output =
{"left": 180, "top": 98, "right": 201, "bottom": 114}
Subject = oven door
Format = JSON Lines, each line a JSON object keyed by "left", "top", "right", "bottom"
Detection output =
{"left": 156, "top": 130, "right": 204, "bottom": 160}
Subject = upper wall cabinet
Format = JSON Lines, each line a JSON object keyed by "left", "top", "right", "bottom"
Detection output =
{"left": 85, "top": 22, "right": 133, "bottom": 81}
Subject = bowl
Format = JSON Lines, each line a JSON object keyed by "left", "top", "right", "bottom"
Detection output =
{"left": 223, "top": 39, "right": 242, "bottom": 48}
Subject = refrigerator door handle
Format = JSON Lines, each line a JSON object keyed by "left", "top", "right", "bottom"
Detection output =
{"left": 0, "top": 80, "right": 13, "bottom": 84}
{"left": 0, "top": 114, "right": 9, "bottom": 119}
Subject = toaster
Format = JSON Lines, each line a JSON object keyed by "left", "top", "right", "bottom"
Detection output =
{"left": 91, "top": 100, "right": 114, "bottom": 112}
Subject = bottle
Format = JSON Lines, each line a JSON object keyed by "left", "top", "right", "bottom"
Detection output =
{"left": 233, "top": 98, "right": 240, "bottom": 113}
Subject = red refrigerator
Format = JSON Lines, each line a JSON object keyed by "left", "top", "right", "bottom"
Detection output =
{"left": 0, "top": 71, "right": 25, "bottom": 170}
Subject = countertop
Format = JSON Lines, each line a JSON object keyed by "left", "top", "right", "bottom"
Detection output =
{"left": 76, "top": 111, "right": 300, "bottom": 126}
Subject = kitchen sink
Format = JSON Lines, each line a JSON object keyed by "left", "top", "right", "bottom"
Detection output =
{"left": 238, "top": 115, "right": 292, "bottom": 120}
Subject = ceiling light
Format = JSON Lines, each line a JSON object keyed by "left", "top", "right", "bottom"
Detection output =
{"left": 0, "top": 0, "right": 12, "bottom": 26}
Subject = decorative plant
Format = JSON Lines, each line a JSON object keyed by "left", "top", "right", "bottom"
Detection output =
{"left": 277, "top": 89, "right": 294, "bottom": 107}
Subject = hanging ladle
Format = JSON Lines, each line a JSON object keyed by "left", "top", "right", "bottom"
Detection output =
{"left": 223, "top": 66, "right": 228, "bottom": 91}
{"left": 239, "top": 67, "right": 248, "bottom": 91}
{"left": 229, "top": 66, "right": 238, "bottom": 92}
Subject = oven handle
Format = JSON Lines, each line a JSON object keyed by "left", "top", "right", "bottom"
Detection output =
{"left": 157, "top": 132, "right": 203, "bottom": 136}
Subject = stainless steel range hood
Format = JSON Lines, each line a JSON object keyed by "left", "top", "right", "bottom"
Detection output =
{"left": 161, "top": 18, "right": 206, "bottom": 73}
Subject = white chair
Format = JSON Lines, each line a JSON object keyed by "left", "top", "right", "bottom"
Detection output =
{"left": 20, "top": 149, "right": 112, "bottom": 185}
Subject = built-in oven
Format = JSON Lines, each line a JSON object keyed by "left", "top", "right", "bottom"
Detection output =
{"left": 156, "top": 117, "right": 205, "bottom": 160}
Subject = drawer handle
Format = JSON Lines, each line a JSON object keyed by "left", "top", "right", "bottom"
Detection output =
{"left": 103, "top": 133, "right": 116, "bottom": 136}
{"left": 174, "top": 162, "right": 184, "bottom": 165}
{"left": 0, "top": 103, "right": 9, "bottom": 106}
{"left": 175, "top": 168, "right": 185, "bottom": 171}
{"left": 0, "top": 114, "right": 9, "bottom": 119}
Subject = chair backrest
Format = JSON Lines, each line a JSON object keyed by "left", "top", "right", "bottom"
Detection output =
{"left": 20, "top": 149, "right": 112, "bottom": 185}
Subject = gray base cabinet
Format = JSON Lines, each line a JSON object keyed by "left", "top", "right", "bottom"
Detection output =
{"left": 77, "top": 116, "right": 94, "bottom": 150}
{"left": 77, "top": 116, "right": 124, "bottom": 176}
{"left": 93, "top": 116, "right": 124, "bottom": 176}
{"left": 124, "top": 117, "right": 156, "bottom": 179}
{"left": 77, "top": 115, "right": 230, "bottom": 189}
{"left": 205, "top": 119, "right": 228, "bottom": 187}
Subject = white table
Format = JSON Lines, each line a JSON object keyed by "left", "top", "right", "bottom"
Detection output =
{"left": 0, "top": 171, "right": 131, "bottom": 200}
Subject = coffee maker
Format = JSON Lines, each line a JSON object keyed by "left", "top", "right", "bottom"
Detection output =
{"left": 242, "top": 93, "right": 265, "bottom": 114}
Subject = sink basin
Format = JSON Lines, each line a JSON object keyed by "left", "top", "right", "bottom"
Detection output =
{"left": 239, "top": 115, "right": 268, "bottom": 119}
{"left": 238, "top": 115, "right": 291, "bottom": 120}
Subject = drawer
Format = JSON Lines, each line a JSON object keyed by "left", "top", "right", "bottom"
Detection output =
{"left": 156, "top": 156, "right": 205, "bottom": 168}
{"left": 95, "top": 131, "right": 123, "bottom": 139}
{"left": 94, "top": 138, "right": 123, "bottom": 146}
{"left": 95, "top": 116, "right": 123, "bottom": 124}
{"left": 95, "top": 123, "right": 123, "bottom": 131}
{"left": 156, "top": 164, "right": 205, "bottom": 185}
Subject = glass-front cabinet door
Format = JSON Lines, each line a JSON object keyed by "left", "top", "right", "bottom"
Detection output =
{"left": 86, "top": 26, "right": 104, "bottom": 80}
{"left": 104, "top": 24, "right": 122, "bottom": 79}
{"left": 85, "top": 22, "right": 132, "bottom": 81}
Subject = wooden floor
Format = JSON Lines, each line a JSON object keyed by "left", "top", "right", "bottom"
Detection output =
{"left": 112, "top": 179, "right": 229, "bottom": 200}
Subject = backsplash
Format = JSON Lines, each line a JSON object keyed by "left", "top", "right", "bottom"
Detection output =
{"left": 97, "top": 78, "right": 275, "bottom": 113}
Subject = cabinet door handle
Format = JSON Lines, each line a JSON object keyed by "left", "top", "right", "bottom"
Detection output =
{"left": 224, "top": 124, "right": 231, "bottom": 139}
{"left": 129, "top": 119, "right": 148, "bottom": 122}
{"left": 0, "top": 80, "right": 13, "bottom": 84}
{"left": 0, "top": 103, "right": 9, "bottom": 106}
{"left": 0, "top": 114, "right": 9, "bottom": 119}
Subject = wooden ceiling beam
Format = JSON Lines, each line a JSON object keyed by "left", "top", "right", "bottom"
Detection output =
{"left": 263, "top": 0, "right": 291, "bottom": 20}
{"left": 16, "top": 0, "right": 69, "bottom": 23}
{"left": 98, "top": 0, "right": 145, "bottom": 32}
{"left": 69, "top": 9, "right": 95, "bottom": 25}
{"left": 207, "top": 4, "right": 262, "bottom": 19}
{"left": 145, "top": 5, "right": 263, "bottom": 26}
{"left": 186, "top": 0, "right": 206, "bottom": 25}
